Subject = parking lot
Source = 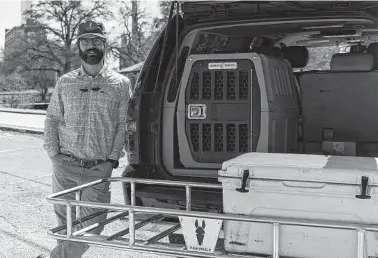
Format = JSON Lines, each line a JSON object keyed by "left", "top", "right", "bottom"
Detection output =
{"left": 0, "top": 129, "right": 168, "bottom": 258}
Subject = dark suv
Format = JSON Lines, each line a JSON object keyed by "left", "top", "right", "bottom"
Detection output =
{"left": 123, "top": 1, "right": 378, "bottom": 212}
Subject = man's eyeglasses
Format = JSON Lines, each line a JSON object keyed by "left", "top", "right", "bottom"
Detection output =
{"left": 79, "top": 87, "right": 102, "bottom": 92}
{"left": 80, "top": 38, "right": 105, "bottom": 47}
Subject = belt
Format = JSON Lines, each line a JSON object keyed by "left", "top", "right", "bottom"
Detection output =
{"left": 68, "top": 154, "right": 105, "bottom": 168}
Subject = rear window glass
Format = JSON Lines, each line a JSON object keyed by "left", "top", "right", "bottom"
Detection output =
{"left": 294, "top": 44, "right": 350, "bottom": 72}
{"left": 194, "top": 33, "right": 229, "bottom": 53}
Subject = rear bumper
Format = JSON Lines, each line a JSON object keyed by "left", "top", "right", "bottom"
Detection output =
{"left": 121, "top": 170, "right": 222, "bottom": 212}
{"left": 135, "top": 185, "right": 223, "bottom": 212}
{"left": 121, "top": 164, "right": 223, "bottom": 212}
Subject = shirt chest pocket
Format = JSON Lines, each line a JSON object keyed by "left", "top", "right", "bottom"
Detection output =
{"left": 62, "top": 90, "right": 90, "bottom": 127}
{"left": 63, "top": 90, "right": 86, "bottom": 114}
{"left": 94, "top": 91, "right": 118, "bottom": 115}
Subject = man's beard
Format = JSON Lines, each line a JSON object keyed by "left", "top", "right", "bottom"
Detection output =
{"left": 79, "top": 47, "right": 104, "bottom": 65}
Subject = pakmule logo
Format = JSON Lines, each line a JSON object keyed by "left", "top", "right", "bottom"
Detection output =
{"left": 195, "top": 219, "right": 206, "bottom": 245}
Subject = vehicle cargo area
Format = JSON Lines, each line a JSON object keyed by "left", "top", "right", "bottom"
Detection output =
{"left": 160, "top": 12, "right": 378, "bottom": 179}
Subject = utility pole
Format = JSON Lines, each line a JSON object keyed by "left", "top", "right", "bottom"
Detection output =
{"left": 119, "top": 1, "right": 139, "bottom": 70}
{"left": 131, "top": 1, "right": 138, "bottom": 39}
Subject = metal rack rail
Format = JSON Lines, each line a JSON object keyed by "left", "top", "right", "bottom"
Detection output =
{"left": 47, "top": 177, "right": 378, "bottom": 258}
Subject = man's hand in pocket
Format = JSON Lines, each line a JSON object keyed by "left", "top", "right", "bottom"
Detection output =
{"left": 51, "top": 153, "right": 71, "bottom": 163}
{"left": 91, "top": 161, "right": 113, "bottom": 173}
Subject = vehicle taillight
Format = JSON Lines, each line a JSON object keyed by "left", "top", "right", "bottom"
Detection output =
{"left": 126, "top": 81, "right": 141, "bottom": 164}
{"left": 127, "top": 134, "right": 137, "bottom": 152}
{"left": 126, "top": 121, "right": 137, "bottom": 132}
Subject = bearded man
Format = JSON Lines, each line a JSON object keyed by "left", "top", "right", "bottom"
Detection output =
{"left": 41, "top": 20, "right": 130, "bottom": 258}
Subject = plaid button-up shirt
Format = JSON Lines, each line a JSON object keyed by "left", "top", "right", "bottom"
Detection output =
{"left": 43, "top": 65, "right": 131, "bottom": 161}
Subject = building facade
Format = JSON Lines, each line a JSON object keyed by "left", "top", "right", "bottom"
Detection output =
{"left": 5, "top": 23, "right": 46, "bottom": 54}
{"left": 4, "top": 0, "right": 46, "bottom": 55}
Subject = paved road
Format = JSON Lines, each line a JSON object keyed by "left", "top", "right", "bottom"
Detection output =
{"left": 0, "top": 130, "right": 170, "bottom": 258}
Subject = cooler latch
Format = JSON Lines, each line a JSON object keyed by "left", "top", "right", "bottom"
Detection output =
{"left": 356, "top": 176, "right": 371, "bottom": 199}
{"left": 236, "top": 169, "right": 250, "bottom": 193}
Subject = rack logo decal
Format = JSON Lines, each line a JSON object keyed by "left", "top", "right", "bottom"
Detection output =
{"left": 195, "top": 219, "right": 206, "bottom": 245}
{"left": 208, "top": 62, "right": 238, "bottom": 70}
{"left": 179, "top": 216, "right": 222, "bottom": 253}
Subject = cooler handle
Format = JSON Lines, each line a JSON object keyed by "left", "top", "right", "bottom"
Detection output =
{"left": 356, "top": 176, "right": 371, "bottom": 199}
{"left": 236, "top": 169, "right": 250, "bottom": 193}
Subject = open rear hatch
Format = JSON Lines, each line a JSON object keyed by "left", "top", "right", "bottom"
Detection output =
{"left": 181, "top": 1, "right": 378, "bottom": 21}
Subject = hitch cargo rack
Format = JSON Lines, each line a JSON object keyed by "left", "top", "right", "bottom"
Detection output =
{"left": 47, "top": 177, "right": 378, "bottom": 258}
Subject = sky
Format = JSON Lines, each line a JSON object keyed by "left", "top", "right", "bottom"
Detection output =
{"left": 0, "top": 0, "right": 161, "bottom": 51}
{"left": 0, "top": 0, "right": 22, "bottom": 50}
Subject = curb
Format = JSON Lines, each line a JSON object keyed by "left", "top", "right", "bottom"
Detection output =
{"left": 0, "top": 124, "right": 44, "bottom": 134}
{"left": 0, "top": 107, "right": 46, "bottom": 115}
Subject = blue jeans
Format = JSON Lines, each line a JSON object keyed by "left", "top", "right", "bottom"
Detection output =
{"left": 50, "top": 154, "right": 112, "bottom": 258}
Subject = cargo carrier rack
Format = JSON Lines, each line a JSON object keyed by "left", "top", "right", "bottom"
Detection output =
{"left": 46, "top": 177, "right": 378, "bottom": 258}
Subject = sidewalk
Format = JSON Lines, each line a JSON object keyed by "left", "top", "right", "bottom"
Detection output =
{"left": 0, "top": 108, "right": 45, "bottom": 134}
{"left": 0, "top": 108, "right": 129, "bottom": 167}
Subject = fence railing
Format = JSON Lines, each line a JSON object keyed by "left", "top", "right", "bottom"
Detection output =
{"left": 0, "top": 91, "right": 51, "bottom": 109}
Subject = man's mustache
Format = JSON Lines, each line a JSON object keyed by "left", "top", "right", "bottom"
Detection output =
{"left": 83, "top": 48, "right": 101, "bottom": 54}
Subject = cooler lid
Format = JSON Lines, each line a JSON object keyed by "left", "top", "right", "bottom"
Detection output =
{"left": 219, "top": 153, "right": 378, "bottom": 185}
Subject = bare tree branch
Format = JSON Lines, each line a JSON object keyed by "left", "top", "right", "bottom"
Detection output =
{"left": 116, "top": 1, "right": 159, "bottom": 68}
{"left": 1, "top": 0, "right": 112, "bottom": 102}
{"left": 20, "top": 0, "right": 112, "bottom": 74}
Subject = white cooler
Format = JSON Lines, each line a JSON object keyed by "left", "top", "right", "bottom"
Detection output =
{"left": 218, "top": 153, "right": 378, "bottom": 258}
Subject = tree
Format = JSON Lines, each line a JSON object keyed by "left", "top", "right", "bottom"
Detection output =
{"left": 25, "top": 70, "right": 55, "bottom": 102}
{"left": 1, "top": 1, "right": 113, "bottom": 104}
{"left": 109, "top": 0, "right": 174, "bottom": 72}
{"left": 0, "top": 74, "right": 7, "bottom": 92}
{"left": 153, "top": 0, "right": 172, "bottom": 33}
{"left": 0, "top": 73, "right": 28, "bottom": 108}
{"left": 20, "top": 0, "right": 113, "bottom": 75}
{"left": 108, "top": 0, "right": 152, "bottom": 69}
